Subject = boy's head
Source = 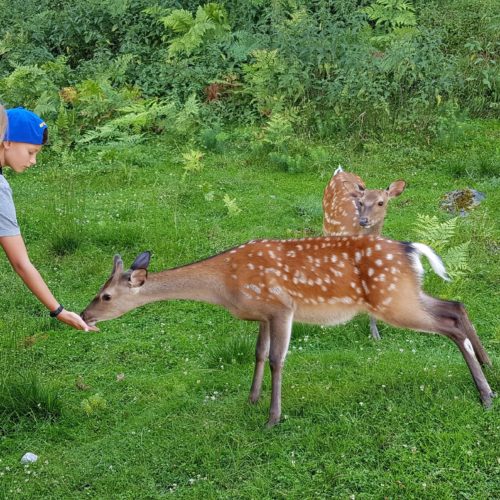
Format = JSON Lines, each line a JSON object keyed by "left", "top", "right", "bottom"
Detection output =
{"left": 1, "top": 107, "right": 48, "bottom": 173}
{"left": 5, "top": 107, "right": 48, "bottom": 145}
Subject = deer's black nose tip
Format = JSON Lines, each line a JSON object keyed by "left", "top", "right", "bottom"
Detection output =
{"left": 359, "top": 217, "right": 369, "bottom": 227}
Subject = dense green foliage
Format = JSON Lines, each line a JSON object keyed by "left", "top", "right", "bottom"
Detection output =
{"left": 0, "top": 0, "right": 498, "bottom": 145}
{"left": 0, "top": 120, "right": 498, "bottom": 498}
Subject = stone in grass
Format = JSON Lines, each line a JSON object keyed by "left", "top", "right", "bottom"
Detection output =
{"left": 21, "top": 452, "right": 38, "bottom": 464}
{"left": 440, "top": 188, "right": 485, "bottom": 216}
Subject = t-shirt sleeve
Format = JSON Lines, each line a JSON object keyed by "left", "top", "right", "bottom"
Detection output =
{"left": 0, "top": 180, "right": 21, "bottom": 237}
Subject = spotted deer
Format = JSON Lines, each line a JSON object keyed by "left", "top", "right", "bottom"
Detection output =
{"left": 81, "top": 234, "right": 494, "bottom": 427}
{"left": 323, "top": 166, "right": 406, "bottom": 340}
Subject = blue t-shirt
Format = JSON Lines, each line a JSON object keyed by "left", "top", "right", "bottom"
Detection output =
{"left": 0, "top": 172, "right": 21, "bottom": 236}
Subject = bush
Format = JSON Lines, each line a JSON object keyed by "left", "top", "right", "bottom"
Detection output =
{"left": 0, "top": 0, "right": 497, "bottom": 143}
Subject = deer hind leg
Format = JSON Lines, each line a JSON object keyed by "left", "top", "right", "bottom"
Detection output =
{"left": 369, "top": 315, "right": 381, "bottom": 340}
{"left": 249, "top": 320, "right": 270, "bottom": 404}
{"left": 376, "top": 292, "right": 494, "bottom": 408}
{"left": 267, "top": 312, "right": 293, "bottom": 428}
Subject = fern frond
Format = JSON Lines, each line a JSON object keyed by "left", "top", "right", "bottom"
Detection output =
{"left": 414, "top": 215, "right": 457, "bottom": 251}
{"left": 223, "top": 194, "right": 242, "bottom": 216}
{"left": 162, "top": 10, "right": 194, "bottom": 34}
{"left": 443, "top": 242, "right": 471, "bottom": 279}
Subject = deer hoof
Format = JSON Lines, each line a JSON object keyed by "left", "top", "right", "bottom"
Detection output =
{"left": 482, "top": 396, "right": 494, "bottom": 410}
{"left": 265, "top": 415, "right": 281, "bottom": 428}
{"left": 248, "top": 394, "right": 260, "bottom": 404}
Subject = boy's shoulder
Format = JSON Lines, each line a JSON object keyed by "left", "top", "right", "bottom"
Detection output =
{"left": 0, "top": 173, "right": 12, "bottom": 190}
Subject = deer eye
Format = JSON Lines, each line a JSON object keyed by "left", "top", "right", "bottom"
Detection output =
{"left": 102, "top": 293, "right": 112, "bottom": 302}
{"left": 378, "top": 201, "right": 384, "bottom": 206}
{"left": 358, "top": 201, "right": 364, "bottom": 207}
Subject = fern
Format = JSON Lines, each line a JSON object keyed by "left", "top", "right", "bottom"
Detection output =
{"left": 76, "top": 99, "right": 175, "bottom": 145}
{"left": 413, "top": 215, "right": 457, "bottom": 252}
{"left": 361, "top": 0, "right": 416, "bottom": 30}
{"left": 223, "top": 195, "right": 242, "bottom": 216}
{"left": 181, "top": 150, "right": 204, "bottom": 176}
{"left": 162, "top": 3, "right": 230, "bottom": 57}
{"left": 443, "top": 242, "right": 471, "bottom": 278}
{"left": 175, "top": 94, "right": 201, "bottom": 136}
{"left": 413, "top": 214, "right": 471, "bottom": 280}
{"left": 262, "top": 112, "right": 294, "bottom": 148}
{"left": 360, "top": 0, "right": 418, "bottom": 49}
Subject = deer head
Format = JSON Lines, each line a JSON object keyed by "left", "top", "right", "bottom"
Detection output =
{"left": 343, "top": 180, "right": 406, "bottom": 232}
{"left": 81, "top": 252, "right": 151, "bottom": 326}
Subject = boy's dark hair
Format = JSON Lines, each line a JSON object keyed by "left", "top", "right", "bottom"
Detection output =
{"left": 42, "top": 127, "right": 48, "bottom": 145}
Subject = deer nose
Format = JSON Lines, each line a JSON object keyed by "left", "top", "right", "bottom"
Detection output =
{"left": 359, "top": 217, "right": 369, "bottom": 227}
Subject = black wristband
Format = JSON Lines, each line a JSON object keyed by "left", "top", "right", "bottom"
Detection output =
{"left": 49, "top": 304, "right": 64, "bottom": 318}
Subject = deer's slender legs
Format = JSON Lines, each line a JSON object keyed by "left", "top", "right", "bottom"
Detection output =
{"left": 369, "top": 315, "right": 380, "bottom": 340}
{"left": 249, "top": 320, "right": 270, "bottom": 404}
{"left": 267, "top": 313, "right": 293, "bottom": 427}
{"left": 377, "top": 292, "right": 494, "bottom": 407}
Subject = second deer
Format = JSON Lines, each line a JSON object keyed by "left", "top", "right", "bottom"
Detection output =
{"left": 81, "top": 234, "right": 494, "bottom": 428}
{"left": 323, "top": 166, "right": 406, "bottom": 339}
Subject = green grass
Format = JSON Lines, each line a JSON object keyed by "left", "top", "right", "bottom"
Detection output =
{"left": 0, "top": 120, "right": 499, "bottom": 498}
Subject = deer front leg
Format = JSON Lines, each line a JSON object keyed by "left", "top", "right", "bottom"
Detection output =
{"left": 249, "top": 320, "right": 270, "bottom": 404}
{"left": 369, "top": 315, "right": 381, "bottom": 340}
{"left": 267, "top": 313, "right": 293, "bottom": 428}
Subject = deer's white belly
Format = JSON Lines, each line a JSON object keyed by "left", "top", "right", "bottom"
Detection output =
{"left": 293, "top": 303, "right": 361, "bottom": 326}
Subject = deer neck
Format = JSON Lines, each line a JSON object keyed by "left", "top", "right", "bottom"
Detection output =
{"left": 138, "top": 262, "right": 224, "bottom": 306}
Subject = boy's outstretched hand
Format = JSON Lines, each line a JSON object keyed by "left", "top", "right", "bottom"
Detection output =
{"left": 57, "top": 309, "right": 99, "bottom": 332}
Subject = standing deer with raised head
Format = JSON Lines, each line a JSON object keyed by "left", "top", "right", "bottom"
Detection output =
{"left": 81, "top": 234, "right": 494, "bottom": 427}
{"left": 323, "top": 166, "right": 406, "bottom": 339}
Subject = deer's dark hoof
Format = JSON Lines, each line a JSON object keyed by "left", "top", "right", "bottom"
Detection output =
{"left": 482, "top": 395, "right": 494, "bottom": 410}
{"left": 265, "top": 415, "right": 280, "bottom": 429}
{"left": 248, "top": 394, "right": 260, "bottom": 405}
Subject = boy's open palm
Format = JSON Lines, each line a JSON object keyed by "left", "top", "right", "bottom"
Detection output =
{"left": 58, "top": 309, "right": 99, "bottom": 332}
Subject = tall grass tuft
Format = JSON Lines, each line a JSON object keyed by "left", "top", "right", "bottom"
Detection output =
{"left": 0, "top": 374, "right": 63, "bottom": 427}
{"left": 50, "top": 231, "right": 82, "bottom": 257}
{"left": 206, "top": 335, "right": 255, "bottom": 368}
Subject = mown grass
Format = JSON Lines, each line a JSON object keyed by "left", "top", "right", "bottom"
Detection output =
{"left": 0, "top": 120, "right": 499, "bottom": 498}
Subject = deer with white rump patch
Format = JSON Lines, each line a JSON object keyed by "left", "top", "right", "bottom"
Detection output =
{"left": 323, "top": 166, "right": 406, "bottom": 340}
{"left": 81, "top": 234, "right": 494, "bottom": 428}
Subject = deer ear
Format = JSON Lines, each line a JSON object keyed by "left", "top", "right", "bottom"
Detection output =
{"left": 386, "top": 180, "right": 406, "bottom": 199}
{"left": 130, "top": 251, "right": 151, "bottom": 271}
{"left": 343, "top": 181, "right": 365, "bottom": 198}
{"left": 112, "top": 255, "right": 124, "bottom": 275}
{"left": 129, "top": 269, "right": 147, "bottom": 288}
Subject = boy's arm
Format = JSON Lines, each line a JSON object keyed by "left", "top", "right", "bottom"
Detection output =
{"left": 0, "top": 234, "right": 97, "bottom": 331}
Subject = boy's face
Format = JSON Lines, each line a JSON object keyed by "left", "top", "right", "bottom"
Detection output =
{"left": 2, "top": 141, "right": 42, "bottom": 173}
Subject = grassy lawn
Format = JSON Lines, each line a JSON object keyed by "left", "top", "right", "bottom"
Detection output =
{"left": 0, "top": 120, "right": 499, "bottom": 498}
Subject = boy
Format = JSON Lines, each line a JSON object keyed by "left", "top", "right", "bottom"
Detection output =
{"left": 0, "top": 106, "right": 97, "bottom": 331}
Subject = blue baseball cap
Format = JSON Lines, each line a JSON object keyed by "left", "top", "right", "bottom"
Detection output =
{"left": 4, "top": 107, "right": 47, "bottom": 145}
